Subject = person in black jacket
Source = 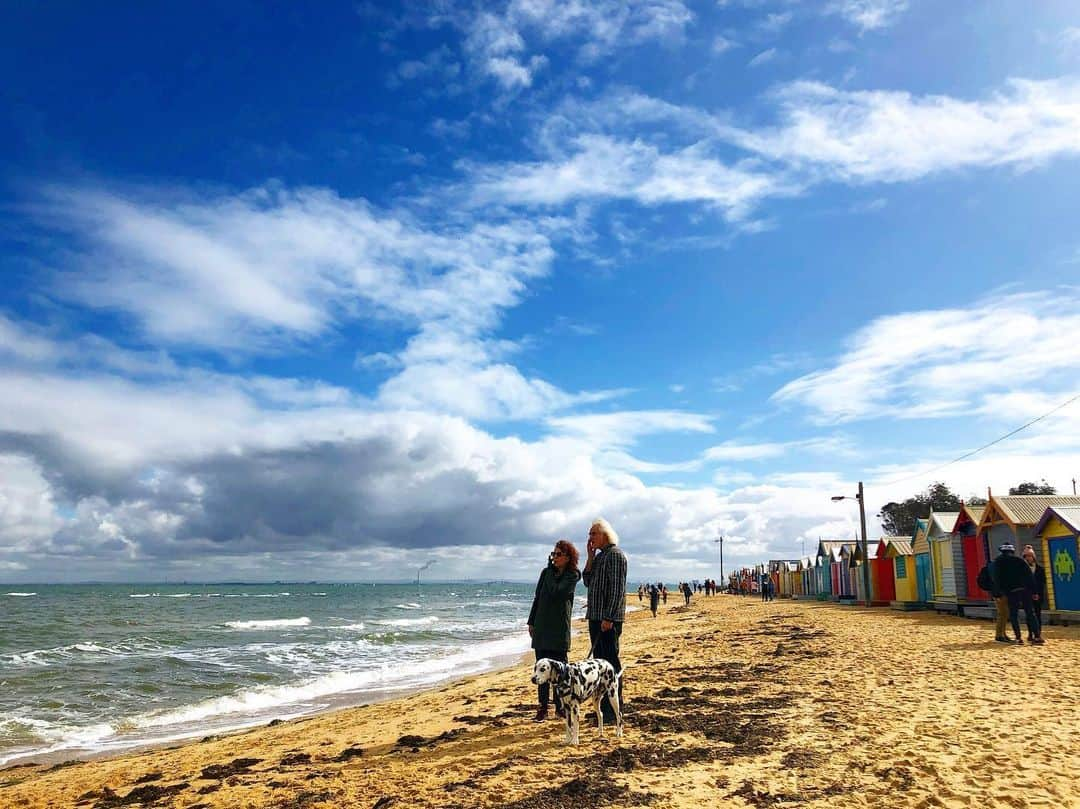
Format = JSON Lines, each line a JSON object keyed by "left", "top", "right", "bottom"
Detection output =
{"left": 992, "top": 544, "right": 1037, "bottom": 645}
{"left": 1021, "top": 545, "right": 1047, "bottom": 644}
{"left": 527, "top": 539, "right": 581, "bottom": 721}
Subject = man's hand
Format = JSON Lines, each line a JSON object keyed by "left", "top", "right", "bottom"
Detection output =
{"left": 601, "top": 619, "right": 613, "bottom": 632}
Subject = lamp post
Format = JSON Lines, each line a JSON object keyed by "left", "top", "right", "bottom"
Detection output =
{"left": 714, "top": 536, "right": 724, "bottom": 587}
{"left": 832, "top": 481, "right": 871, "bottom": 606}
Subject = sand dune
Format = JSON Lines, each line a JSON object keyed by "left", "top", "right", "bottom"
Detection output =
{"left": 2, "top": 596, "right": 1077, "bottom": 808}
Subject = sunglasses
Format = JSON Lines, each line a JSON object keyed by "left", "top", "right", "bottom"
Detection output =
{"left": 552, "top": 550, "right": 567, "bottom": 557}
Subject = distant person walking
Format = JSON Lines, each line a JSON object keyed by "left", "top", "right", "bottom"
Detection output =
{"left": 661, "top": 584, "right": 668, "bottom": 604}
{"left": 527, "top": 539, "right": 581, "bottom": 721}
{"left": 583, "top": 518, "right": 627, "bottom": 723}
{"left": 649, "top": 584, "right": 660, "bottom": 618}
{"left": 1022, "top": 545, "right": 1047, "bottom": 645}
{"left": 993, "top": 544, "right": 1039, "bottom": 645}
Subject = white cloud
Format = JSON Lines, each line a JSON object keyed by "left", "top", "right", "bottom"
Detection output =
{"left": 773, "top": 289, "right": 1080, "bottom": 424}
{"left": 732, "top": 78, "right": 1080, "bottom": 183}
{"left": 35, "top": 184, "right": 560, "bottom": 352}
{"left": 546, "top": 410, "right": 715, "bottom": 447}
{"left": 703, "top": 436, "right": 849, "bottom": 462}
{"left": 826, "top": 0, "right": 909, "bottom": 32}
{"left": 456, "top": 0, "right": 692, "bottom": 90}
{"left": 747, "top": 47, "right": 778, "bottom": 67}
{"left": 712, "top": 35, "right": 738, "bottom": 54}
{"left": 467, "top": 134, "right": 788, "bottom": 221}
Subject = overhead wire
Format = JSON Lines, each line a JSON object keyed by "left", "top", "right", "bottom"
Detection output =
{"left": 876, "top": 390, "right": 1080, "bottom": 487}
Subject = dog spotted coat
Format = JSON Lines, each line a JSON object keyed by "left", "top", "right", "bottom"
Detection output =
{"left": 531, "top": 657, "right": 623, "bottom": 745}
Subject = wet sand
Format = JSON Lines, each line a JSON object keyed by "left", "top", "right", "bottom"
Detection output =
{"left": 3, "top": 595, "right": 1077, "bottom": 808}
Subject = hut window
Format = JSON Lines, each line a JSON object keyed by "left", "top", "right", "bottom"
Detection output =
{"left": 895, "top": 557, "right": 907, "bottom": 578}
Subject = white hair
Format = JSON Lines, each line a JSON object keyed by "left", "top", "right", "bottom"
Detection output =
{"left": 591, "top": 517, "right": 619, "bottom": 546}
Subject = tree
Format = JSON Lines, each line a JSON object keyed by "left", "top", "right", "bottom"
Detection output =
{"left": 879, "top": 482, "right": 964, "bottom": 537}
{"left": 965, "top": 494, "right": 988, "bottom": 506}
{"left": 1008, "top": 480, "right": 1056, "bottom": 495}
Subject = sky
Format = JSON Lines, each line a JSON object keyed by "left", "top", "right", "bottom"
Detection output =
{"left": 2, "top": 0, "right": 1080, "bottom": 583}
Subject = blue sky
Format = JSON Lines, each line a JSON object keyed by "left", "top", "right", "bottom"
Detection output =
{"left": 2, "top": 0, "right": 1080, "bottom": 582}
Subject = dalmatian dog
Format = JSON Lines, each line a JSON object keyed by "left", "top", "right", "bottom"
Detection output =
{"left": 531, "top": 658, "right": 623, "bottom": 745}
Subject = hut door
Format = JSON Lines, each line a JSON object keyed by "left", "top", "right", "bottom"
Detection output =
{"left": 1048, "top": 537, "right": 1080, "bottom": 611}
{"left": 963, "top": 536, "right": 983, "bottom": 598}
{"left": 915, "top": 555, "right": 931, "bottom": 602}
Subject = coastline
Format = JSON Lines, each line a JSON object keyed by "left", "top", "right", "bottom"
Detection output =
{"left": 3, "top": 596, "right": 1078, "bottom": 808}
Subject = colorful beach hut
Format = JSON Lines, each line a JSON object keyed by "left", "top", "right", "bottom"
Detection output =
{"left": 880, "top": 537, "right": 919, "bottom": 609}
{"left": 1033, "top": 506, "right": 1080, "bottom": 624}
{"left": 911, "top": 518, "right": 932, "bottom": 605}
{"left": 872, "top": 539, "right": 897, "bottom": 604}
{"left": 816, "top": 541, "right": 846, "bottom": 598}
{"left": 952, "top": 504, "right": 987, "bottom": 613}
{"left": 799, "top": 557, "right": 818, "bottom": 599}
{"left": 977, "top": 495, "right": 1080, "bottom": 570}
{"left": 926, "top": 510, "right": 960, "bottom": 614}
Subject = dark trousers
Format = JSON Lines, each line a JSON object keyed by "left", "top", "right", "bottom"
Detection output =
{"left": 1006, "top": 589, "right": 1040, "bottom": 640}
{"left": 588, "top": 620, "right": 622, "bottom": 718}
{"left": 534, "top": 648, "right": 568, "bottom": 709}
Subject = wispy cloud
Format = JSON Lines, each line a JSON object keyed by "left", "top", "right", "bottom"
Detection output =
{"left": 456, "top": 0, "right": 693, "bottom": 90}
{"left": 465, "top": 134, "right": 790, "bottom": 221}
{"left": 747, "top": 47, "right": 778, "bottom": 67}
{"left": 731, "top": 78, "right": 1080, "bottom": 183}
{"left": 546, "top": 409, "right": 715, "bottom": 448}
{"left": 773, "top": 289, "right": 1080, "bottom": 424}
{"left": 826, "top": 0, "right": 909, "bottom": 32}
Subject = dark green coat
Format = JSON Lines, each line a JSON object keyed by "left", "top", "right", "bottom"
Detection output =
{"left": 527, "top": 565, "right": 580, "bottom": 652}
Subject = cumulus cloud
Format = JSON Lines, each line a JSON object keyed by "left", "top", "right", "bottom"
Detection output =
{"left": 453, "top": 0, "right": 692, "bottom": 90}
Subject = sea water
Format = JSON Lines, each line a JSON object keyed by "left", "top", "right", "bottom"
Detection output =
{"left": 0, "top": 582, "right": 573, "bottom": 766}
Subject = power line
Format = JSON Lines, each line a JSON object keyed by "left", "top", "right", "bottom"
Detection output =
{"left": 878, "top": 390, "right": 1080, "bottom": 487}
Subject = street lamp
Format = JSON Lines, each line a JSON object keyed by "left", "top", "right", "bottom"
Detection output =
{"left": 831, "top": 481, "right": 871, "bottom": 606}
{"left": 714, "top": 536, "right": 724, "bottom": 587}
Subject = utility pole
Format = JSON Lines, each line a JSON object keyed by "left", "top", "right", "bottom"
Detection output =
{"left": 858, "top": 481, "right": 870, "bottom": 606}
{"left": 714, "top": 536, "right": 724, "bottom": 585}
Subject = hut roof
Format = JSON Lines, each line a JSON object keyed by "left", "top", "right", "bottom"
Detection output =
{"left": 990, "top": 495, "right": 1080, "bottom": 526}
{"left": 953, "top": 504, "right": 985, "bottom": 531}
{"left": 928, "top": 511, "right": 960, "bottom": 537}
{"left": 883, "top": 538, "right": 913, "bottom": 557}
{"left": 1033, "top": 506, "right": 1080, "bottom": 537}
{"left": 816, "top": 540, "right": 849, "bottom": 561}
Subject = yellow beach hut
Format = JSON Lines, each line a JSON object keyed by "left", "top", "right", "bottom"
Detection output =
{"left": 1033, "top": 506, "right": 1080, "bottom": 625}
{"left": 881, "top": 537, "right": 919, "bottom": 609}
{"left": 926, "top": 510, "right": 960, "bottom": 614}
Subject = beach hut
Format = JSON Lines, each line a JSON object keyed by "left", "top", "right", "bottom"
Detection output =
{"left": 816, "top": 541, "right": 845, "bottom": 598}
{"left": 850, "top": 542, "right": 890, "bottom": 606}
{"left": 911, "top": 518, "right": 932, "bottom": 605}
{"left": 1033, "top": 506, "right": 1080, "bottom": 624}
{"left": 841, "top": 544, "right": 859, "bottom": 600}
{"left": 926, "top": 510, "right": 960, "bottom": 614}
{"left": 881, "top": 537, "right": 919, "bottom": 609}
{"left": 872, "top": 539, "right": 897, "bottom": 604}
{"left": 977, "top": 495, "right": 1080, "bottom": 569}
{"left": 952, "top": 504, "right": 987, "bottom": 613}
{"left": 800, "top": 556, "right": 818, "bottom": 599}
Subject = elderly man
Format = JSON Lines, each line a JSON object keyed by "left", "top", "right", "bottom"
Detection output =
{"left": 583, "top": 517, "right": 628, "bottom": 723}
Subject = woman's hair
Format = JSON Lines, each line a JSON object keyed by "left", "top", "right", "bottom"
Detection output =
{"left": 554, "top": 539, "right": 580, "bottom": 573}
{"left": 591, "top": 517, "right": 619, "bottom": 546}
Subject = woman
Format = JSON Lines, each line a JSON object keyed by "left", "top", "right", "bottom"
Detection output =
{"left": 527, "top": 539, "right": 580, "bottom": 721}
{"left": 1022, "top": 545, "right": 1047, "bottom": 645}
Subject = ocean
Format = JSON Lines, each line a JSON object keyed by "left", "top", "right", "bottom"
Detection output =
{"left": 0, "top": 582, "right": 571, "bottom": 767}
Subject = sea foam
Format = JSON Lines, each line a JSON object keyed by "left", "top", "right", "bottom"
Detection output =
{"left": 225, "top": 617, "right": 312, "bottom": 630}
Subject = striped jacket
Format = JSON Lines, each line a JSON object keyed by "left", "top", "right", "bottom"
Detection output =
{"left": 582, "top": 544, "right": 627, "bottom": 623}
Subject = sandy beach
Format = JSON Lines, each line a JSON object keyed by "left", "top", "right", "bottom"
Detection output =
{"left": 3, "top": 595, "right": 1077, "bottom": 809}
